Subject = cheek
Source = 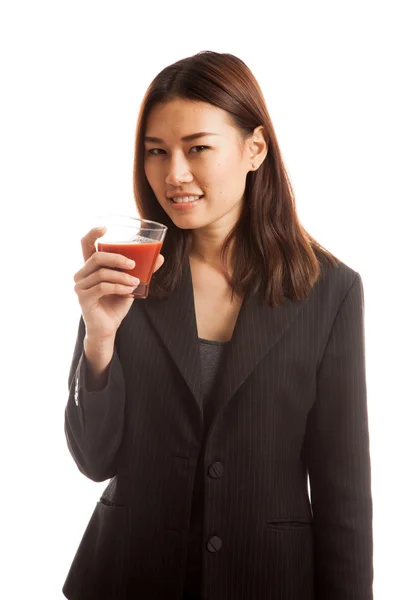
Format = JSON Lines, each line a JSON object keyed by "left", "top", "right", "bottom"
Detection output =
{"left": 209, "top": 161, "right": 242, "bottom": 195}
{"left": 144, "top": 164, "right": 162, "bottom": 196}
{"left": 201, "top": 164, "right": 226, "bottom": 195}
{"left": 214, "top": 155, "right": 240, "bottom": 180}
{"left": 144, "top": 163, "right": 154, "bottom": 183}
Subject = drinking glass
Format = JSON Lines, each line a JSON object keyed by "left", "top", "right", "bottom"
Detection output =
{"left": 94, "top": 214, "right": 167, "bottom": 299}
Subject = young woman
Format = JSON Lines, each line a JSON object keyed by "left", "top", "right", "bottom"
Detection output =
{"left": 62, "top": 51, "right": 373, "bottom": 600}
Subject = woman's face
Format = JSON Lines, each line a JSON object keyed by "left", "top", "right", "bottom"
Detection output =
{"left": 143, "top": 98, "right": 254, "bottom": 231}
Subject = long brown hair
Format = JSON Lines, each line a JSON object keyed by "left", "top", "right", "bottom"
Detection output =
{"left": 133, "top": 51, "right": 340, "bottom": 307}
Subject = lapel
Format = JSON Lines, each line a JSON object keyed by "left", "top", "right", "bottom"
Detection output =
{"left": 143, "top": 260, "right": 203, "bottom": 411}
{"left": 143, "top": 258, "right": 312, "bottom": 424}
{"left": 209, "top": 279, "right": 311, "bottom": 438}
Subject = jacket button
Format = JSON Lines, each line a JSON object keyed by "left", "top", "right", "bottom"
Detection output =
{"left": 208, "top": 461, "right": 224, "bottom": 479}
{"left": 206, "top": 535, "right": 222, "bottom": 553}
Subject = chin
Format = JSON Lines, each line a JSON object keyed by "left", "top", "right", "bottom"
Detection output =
{"left": 171, "top": 218, "right": 204, "bottom": 230}
{"left": 172, "top": 221, "right": 193, "bottom": 230}
{"left": 166, "top": 209, "right": 208, "bottom": 229}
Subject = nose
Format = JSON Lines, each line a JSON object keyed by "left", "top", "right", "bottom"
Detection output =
{"left": 165, "top": 153, "right": 193, "bottom": 186}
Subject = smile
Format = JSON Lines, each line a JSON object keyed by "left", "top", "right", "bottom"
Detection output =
{"left": 171, "top": 195, "right": 203, "bottom": 203}
{"left": 168, "top": 195, "right": 204, "bottom": 210}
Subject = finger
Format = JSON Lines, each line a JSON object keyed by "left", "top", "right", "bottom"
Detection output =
{"left": 74, "top": 251, "right": 136, "bottom": 283}
{"left": 78, "top": 281, "right": 137, "bottom": 304}
{"left": 75, "top": 267, "right": 140, "bottom": 292}
{"left": 81, "top": 226, "right": 107, "bottom": 263}
{"left": 153, "top": 253, "right": 165, "bottom": 273}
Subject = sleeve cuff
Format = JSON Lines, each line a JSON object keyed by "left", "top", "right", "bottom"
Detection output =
{"left": 74, "top": 346, "right": 119, "bottom": 405}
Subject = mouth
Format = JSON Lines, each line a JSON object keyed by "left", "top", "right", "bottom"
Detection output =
{"left": 167, "top": 195, "right": 204, "bottom": 210}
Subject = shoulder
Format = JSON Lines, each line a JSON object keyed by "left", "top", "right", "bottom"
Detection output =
{"left": 318, "top": 256, "right": 361, "bottom": 289}
{"left": 311, "top": 256, "right": 363, "bottom": 314}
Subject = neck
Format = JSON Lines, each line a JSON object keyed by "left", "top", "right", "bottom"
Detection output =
{"left": 190, "top": 231, "right": 231, "bottom": 269}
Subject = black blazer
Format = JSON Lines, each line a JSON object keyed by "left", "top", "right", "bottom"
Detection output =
{"left": 62, "top": 258, "right": 373, "bottom": 600}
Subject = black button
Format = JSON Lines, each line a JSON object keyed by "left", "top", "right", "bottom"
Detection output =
{"left": 208, "top": 461, "right": 224, "bottom": 479}
{"left": 206, "top": 535, "right": 222, "bottom": 553}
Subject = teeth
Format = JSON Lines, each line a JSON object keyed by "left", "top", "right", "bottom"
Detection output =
{"left": 171, "top": 195, "right": 201, "bottom": 203}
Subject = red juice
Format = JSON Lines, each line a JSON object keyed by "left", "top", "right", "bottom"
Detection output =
{"left": 97, "top": 239, "right": 163, "bottom": 299}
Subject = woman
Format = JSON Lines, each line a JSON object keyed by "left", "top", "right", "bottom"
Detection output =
{"left": 62, "top": 51, "right": 373, "bottom": 600}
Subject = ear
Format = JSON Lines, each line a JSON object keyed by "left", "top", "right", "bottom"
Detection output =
{"left": 249, "top": 125, "right": 268, "bottom": 171}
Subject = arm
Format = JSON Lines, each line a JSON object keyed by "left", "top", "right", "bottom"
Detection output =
{"left": 302, "top": 273, "right": 374, "bottom": 599}
{"left": 64, "top": 316, "right": 126, "bottom": 482}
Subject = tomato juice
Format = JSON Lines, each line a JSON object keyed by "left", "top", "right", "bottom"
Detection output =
{"left": 97, "top": 238, "right": 163, "bottom": 299}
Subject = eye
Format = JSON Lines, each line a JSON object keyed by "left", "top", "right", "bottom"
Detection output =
{"left": 147, "top": 148, "right": 165, "bottom": 156}
{"left": 190, "top": 145, "right": 209, "bottom": 153}
{"left": 146, "top": 145, "right": 209, "bottom": 156}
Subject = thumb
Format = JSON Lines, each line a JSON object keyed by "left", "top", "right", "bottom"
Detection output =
{"left": 81, "top": 226, "right": 107, "bottom": 263}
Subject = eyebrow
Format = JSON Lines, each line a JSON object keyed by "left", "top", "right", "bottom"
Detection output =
{"left": 144, "top": 132, "right": 219, "bottom": 143}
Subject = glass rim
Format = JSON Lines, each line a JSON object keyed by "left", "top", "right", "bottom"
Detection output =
{"left": 93, "top": 214, "right": 168, "bottom": 231}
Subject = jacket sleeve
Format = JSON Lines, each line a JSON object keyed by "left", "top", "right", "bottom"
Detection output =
{"left": 64, "top": 316, "right": 126, "bottom": 482}
{"left": 302, "top": 272, "right": 374, "bottom": 599}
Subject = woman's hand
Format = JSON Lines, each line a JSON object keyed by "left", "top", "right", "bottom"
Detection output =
{"left": 74, "top": 226, "right": 165, "bottom": 342}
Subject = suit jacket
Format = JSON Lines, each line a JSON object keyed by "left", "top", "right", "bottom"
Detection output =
{"left": 62, "top": 258, "right": 373, "bottom": 600}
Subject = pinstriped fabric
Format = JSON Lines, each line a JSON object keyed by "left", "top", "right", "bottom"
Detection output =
{"left": 302, "top": 273, "right": 373, "bottom": 598}
{"left": 63, "top": 259, "right": 373, "bottom": 600}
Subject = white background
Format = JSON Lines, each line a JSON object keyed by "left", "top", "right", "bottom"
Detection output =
{"left": 1, "top": 1, "right": 399, "bottom": 598}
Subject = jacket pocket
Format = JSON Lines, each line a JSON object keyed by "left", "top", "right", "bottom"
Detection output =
{"left": 62, "top": 501, "right": 131, "bottom": 600}
{"left": 265, "top": 517, "right": 313, "bottom": 532}
{"left": 263, "top": 517, "right": 314, "bottom": 598}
